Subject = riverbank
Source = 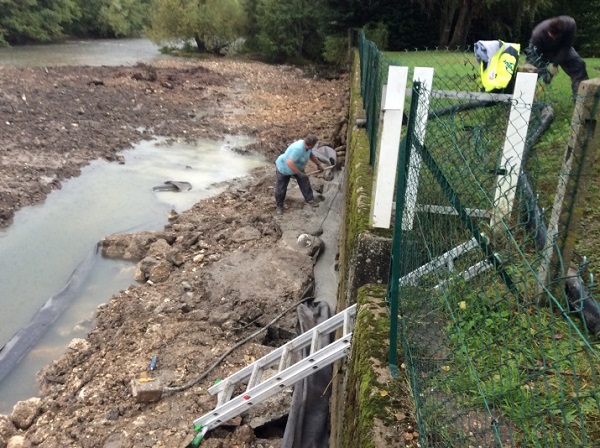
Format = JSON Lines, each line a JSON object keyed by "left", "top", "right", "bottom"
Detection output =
{"left": 0, "top": 57, "right": 350, "bottom": 447}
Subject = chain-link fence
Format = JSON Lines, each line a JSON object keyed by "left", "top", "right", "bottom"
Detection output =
{"left": 359, "top": 32, "right": 600, "bottom": 447}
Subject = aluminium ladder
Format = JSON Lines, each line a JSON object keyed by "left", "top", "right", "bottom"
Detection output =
{"left": 192, "top": 304, "right": 357, "bottom": 438}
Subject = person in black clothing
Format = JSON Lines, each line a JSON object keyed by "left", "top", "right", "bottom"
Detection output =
{"left": 526, "top": 15, "right": 589, "bottom": 99}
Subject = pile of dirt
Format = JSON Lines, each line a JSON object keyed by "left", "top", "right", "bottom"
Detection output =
{"left": 0, "top": 57, "right": 350, "bottom": 447}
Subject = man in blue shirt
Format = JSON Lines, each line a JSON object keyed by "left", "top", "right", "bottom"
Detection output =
{"left": 275, "top": 134, "right": 324, "bottom": 216}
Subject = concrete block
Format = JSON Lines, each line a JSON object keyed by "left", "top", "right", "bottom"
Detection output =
{"left": 131, "top": 376, "right": 163, "bottom": 403}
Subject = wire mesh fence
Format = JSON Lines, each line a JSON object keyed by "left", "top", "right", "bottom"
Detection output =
{"left": 358, "top": 32, "right": 600, "bottom": 447}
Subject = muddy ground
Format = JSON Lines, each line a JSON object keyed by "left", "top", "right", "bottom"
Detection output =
{"left": 0, "top": 57, "right": 351, "bottom": 447}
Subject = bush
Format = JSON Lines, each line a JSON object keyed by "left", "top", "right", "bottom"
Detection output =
{"left": 323, "top": 35, "right": 349, "bottom": 68}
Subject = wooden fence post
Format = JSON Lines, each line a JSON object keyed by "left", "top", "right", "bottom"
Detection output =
{"left": 539, "top": 78, "right": 600, "bottom": 289}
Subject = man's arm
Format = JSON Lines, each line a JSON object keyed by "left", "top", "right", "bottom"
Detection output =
{"left": 286, "top": 158, "right": 305, "bottom": 176}
{"left": 310, "top": 154, "right": 324, "bottom": 171}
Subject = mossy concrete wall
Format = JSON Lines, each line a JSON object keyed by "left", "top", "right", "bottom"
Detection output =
{"left": 340, "top": 286, "right": 405, "bottom": 447}
{"left": 334, "top": 52, "right": 392, "bottom": 315}
{"left": 329, "top": 50, "right": 404, "bottom": 448}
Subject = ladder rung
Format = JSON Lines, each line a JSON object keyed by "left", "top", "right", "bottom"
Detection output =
{"left": 343, "top": 308, "right": 352, "bottom": 336}
{"left": 278, "top": 345, "right": 292, "bottom": 373}
{"left": 216, "top": 380, "right": 235, "bottom": 407}
{"left": 309, "top": 328, "right": 321, "bottom": 354}
{"left": 246, "top": 363, "right": 264, "bottom": 391}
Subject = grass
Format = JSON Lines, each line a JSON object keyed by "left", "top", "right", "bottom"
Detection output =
{"left": 374, "top": 49, "right": 600, "bottom": 447}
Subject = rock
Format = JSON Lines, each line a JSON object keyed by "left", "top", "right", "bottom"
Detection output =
{"left": 135, "top": 257, "right": 172, "bottom": 283}
{"left": 234, "top": 425, "right": 255, "bottom": 443}
{"left": 168, "top": 250, "right": 185, "bottom": 267}
{"left": 149, "top": 261, "right": 172, "bottom": 283}
{"left": 278, "top": 230, "right": 324, "bottom": 257}
{"left": 210, "top": 311, "right": 238, "bottom": 326}
{"left": 68, "top": 338, "right": 90, "bottom": 352}
{"left": 10, "top": 398, "right": 41, "bottom": 430}
{"left": 231, "top": 226, "right": 262, "bottom": 243}
{"left": 6, "top": 436, "right": 31, "bottom": 448}
{"left": 0, "top": 415, "right": 16, "bottom": 445}
{"left": 147, "top": 239, "right": 172, "bottom": 259}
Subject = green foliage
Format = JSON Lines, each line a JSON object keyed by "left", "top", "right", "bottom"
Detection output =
{"left": 146, "top": 0, "right": 246, "bottom": 53}
{"left": 436, "top": 278, "right": 600, "bottom": 446}
{"left": 323, "top": 34, "right": 349, "bottom": 67}
{"left": 0, "top": 0, "right": 80, "bottom": 45}
{"left": 68, "top": 0, "right": 151, "bottom": 37}
{"left": 253, "top": 0, "right": 330, "bottom": 63}
{"left": 325, "top": 0, "right": 436, "bottom": 50}
{"left": 364, "top": 22, "right": 388, "bottom": 51}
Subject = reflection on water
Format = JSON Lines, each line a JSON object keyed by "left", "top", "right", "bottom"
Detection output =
{"left": 0, "top": 136, "right": 266, "bottom": 413}
{"left": 0, "top": 38, "right": 174, "bottom": 68}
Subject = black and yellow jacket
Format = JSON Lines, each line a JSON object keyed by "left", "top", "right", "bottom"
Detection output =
{"left": 476, "top": 40, "right": 521, "bottom": 93}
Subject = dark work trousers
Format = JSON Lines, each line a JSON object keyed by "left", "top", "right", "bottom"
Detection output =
{"left": 527, "top": 45, "right": 589, "bottom": 98}
{"left": 275, "top": 169, "right": 314, "bottom": 208}
{"left": 558, "top": 47, "right": 589, "bottom": 98}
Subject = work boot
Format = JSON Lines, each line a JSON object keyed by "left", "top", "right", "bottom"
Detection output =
{"left": 307, "top": 200, "right": 319, "bottom": 208}
{"left": 276, "top": 207, "right": 284, "bottom": 216}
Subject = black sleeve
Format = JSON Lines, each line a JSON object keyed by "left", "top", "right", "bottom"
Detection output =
{"left": 530, "top": 16, "right": 576, "bottom": 62}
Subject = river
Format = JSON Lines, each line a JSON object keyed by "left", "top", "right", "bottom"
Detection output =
{"left": 0, "top": 38, "right": 173, "bottom": 68}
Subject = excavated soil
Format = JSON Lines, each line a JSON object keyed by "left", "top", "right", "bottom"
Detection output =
{"left": 0, "top": 57, "right": 351, "bottom": 447}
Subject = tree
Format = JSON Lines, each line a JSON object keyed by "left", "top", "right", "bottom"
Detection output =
{"left": 146, "top": 0, "right": 246, "bottom": 53}
{"left": 324, "top": 0, "right": 436, "bottom": 51}
{"left": 67, "top": 0, "right": 151, "bottom": 38}
{"left": 251, "top": 0, "right": 330, "bottom": 62}
{"left": 0, "top": 0, "right": 80, "bottom": 45}
{"left": 413, "top": 0, "right": 552, "bottom": 47}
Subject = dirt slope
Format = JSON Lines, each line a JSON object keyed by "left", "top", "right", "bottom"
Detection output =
{"left": 0, "top": 57, "right": 350, "bottom": 447}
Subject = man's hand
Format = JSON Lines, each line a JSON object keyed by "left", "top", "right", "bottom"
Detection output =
{"left": 316, "top": 163, "right": 324, "bottom": 173}
{"left": 296, "top": 171, "right": 308, "bottom": 179}
{"left": 543, "top": 64, "right": 558, "bottom": 84}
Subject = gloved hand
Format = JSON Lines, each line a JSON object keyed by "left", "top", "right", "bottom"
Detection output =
{"left": 297, "top": 171, "right": 308, "bottom": 179}
{"left": 316, "top": 163, "right": 324, "bottom": 173}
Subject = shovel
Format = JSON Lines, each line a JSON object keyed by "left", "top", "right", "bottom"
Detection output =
{"left": 306, "top": 165, "right": 335, "bottom": 177}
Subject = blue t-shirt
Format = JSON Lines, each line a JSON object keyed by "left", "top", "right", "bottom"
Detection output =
{"left": 275, "top": 140, "right": 312, "bottom": 176}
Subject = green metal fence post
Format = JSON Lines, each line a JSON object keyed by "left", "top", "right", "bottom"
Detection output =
{"left": 387, "top": 82, "right": 421, "bottom": 377}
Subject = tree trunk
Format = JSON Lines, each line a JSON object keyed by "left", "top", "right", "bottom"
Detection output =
{"left": 438, "top": 0, "right": 459, "bottom": 47}
{"left": 194, "top": 34, "right": 208, "bottom": 53}
{"left": 448, "top": 0, "right": 474, "bottom": 48}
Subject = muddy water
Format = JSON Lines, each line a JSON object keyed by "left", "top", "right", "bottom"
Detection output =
{"left": 0, "top": 38, "right": 172, "bottom": 68}
{"left": 0, "top": 136, "right": 266, "bottom": 413}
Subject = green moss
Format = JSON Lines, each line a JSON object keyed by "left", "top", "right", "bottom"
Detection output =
{"left": 341, "top": 285, "right": 404, "bottom": 448}
{"left": 337, "top": 52, "right": 378, "bottom": 307}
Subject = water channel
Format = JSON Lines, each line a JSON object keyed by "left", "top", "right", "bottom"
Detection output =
{"left": 0, "top": 40, "right": 267, "bottom": 413}
{"left": 0, "top": 38, "right": 173, "bottom": 68}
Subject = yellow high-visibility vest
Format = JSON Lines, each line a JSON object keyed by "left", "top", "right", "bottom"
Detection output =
{"left": 480, "top": 41, "right": 521, "bottom": 93}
